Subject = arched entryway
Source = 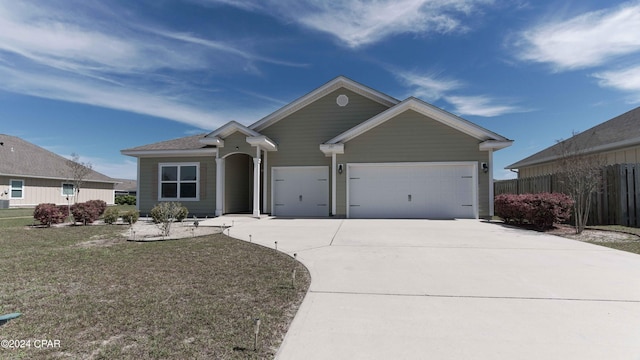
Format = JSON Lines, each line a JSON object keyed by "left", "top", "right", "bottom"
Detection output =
{"left": 224, "top": 153, "right": 254, "bottom": 214}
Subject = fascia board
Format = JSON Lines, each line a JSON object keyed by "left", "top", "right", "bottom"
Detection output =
{"left": 204, "top": 120, "right": 260, "bottom": 139}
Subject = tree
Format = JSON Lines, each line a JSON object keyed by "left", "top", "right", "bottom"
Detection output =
{"left": 554, "top": 131, "right": 605, "bottom": 234}
{"left": 66, "top": 153, "right": 93, "bottom": 204}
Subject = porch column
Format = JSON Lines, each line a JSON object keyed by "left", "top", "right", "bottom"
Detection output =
{"left": 488, "top": 149, "right": 494, "bottom": 217}
{"left": 253, "top": 146, "right": 261, "bottom": 218}
{"left": 262, "top": 151, "right": 268, "bottom": 213}
{"left": 331, "top": 152, "right": 337, "bottom": 216}
{"left": 215, "top": 157, "right": 225, "bottom": 216}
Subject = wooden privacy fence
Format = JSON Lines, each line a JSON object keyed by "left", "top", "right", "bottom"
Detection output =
{"left": 494, "top": 164, "right": 640, "bottom": 227}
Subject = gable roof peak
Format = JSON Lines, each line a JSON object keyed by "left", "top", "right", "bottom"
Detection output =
{"left": 249, "top": 76, "right": 399, "bottom": 132}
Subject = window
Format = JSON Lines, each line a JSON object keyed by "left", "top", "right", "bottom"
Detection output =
{"left": 159, "top": 163, "right": 199, "bottom": 200}
{"left": 10, "top": 179, "right": 23, "bottom": 199}
{"left": 62, "top": 183, "right": 75, "bottom": 196}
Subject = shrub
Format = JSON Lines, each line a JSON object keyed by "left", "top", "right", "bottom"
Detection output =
{"left": 86, "top": 199, "right": 107, "bottom": 216}
{"left": 115, "top": 195, "right": 136, "bottom": 205}
{"left": 122, "top": 210, "right": 139, "bottom": 225}
{"left": 103, "top": 207, "right": 120, "bottom": 225}
{"left": 150, "top": 202, "right": 187, "bottom": 237}
{"left": 33, "top": 203, "right": 67, "bottom": 226}
{"left": 495, "top": 193, "right": 573, "bottom": 230}
{"left": 70, "top": 202, "right": 101, "bottom": 225}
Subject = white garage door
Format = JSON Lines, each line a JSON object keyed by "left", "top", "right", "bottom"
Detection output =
{"left": 348, "top": 162, "right": 477, "bottom": 219}
{"left": 272, "top": 166, "right": 329, "bottom": 217}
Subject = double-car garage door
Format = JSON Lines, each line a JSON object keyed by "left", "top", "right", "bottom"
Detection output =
{"left": 348, "top": 162, "right": 477, "bottom": 219}
{"left": 272, "top": 163, "right": 477, "bottom": 219}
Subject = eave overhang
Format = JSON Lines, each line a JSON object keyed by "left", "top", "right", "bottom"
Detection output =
{"left": 479, "top": 140, "right": 514, "bottom": 151}
{"left": 246, "top": 136, "right": 278, "bottom": 151}
{"left": 319, "top": 143, "right": 345, "bottom": 156}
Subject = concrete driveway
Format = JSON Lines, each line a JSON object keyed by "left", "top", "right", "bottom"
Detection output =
{"left": 209, "top": 217, "right": 640, "bottom": 359}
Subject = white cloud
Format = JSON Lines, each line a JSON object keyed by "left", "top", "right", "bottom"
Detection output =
{"left": 395, "top": 70, "right": 462, "bottom": 101}
{"left": 593, "top": 65, "right": 640, "bottom": 103}
{"left": 0, "top": 1, "right": 298, "bottom": 127}
{"left": 0, "top": 64, "right": 270, "bottom": 129}
{"left": 515, "top": 3, "right": 640, "bottom": 70}
{"left": 445, "top": 95, "right": 523, "bottom": 117}
{"left": 205, "top": 0, "right": 493, "bottom": 48}
{"left": 392, "top": 68, "right": 525, "bottom": 116}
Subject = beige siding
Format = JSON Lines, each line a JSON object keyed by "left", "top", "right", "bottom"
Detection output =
{"left": 218, "top": 131, "right": 255, "bottom": 158}
{"left": 518, "top": 143, "right": 640, "bottom": 178}
{"left": 260, "top": 88, "right": 391, "bottom": 213}
{"left": 1, "top": 176, "right": 114, "bottom": 207}
{"left": 138, "top": 156, "right": 216, "bottom": 216}
{"left": 336, "top": 110, "right": 490, "bottom": 217}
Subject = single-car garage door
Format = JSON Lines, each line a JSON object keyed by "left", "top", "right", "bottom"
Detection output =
{"left": 348, "top": 162, "right": 477, "bottom": 219}
{"left": 272, "top": 166, "right": 329, "bottom": 217}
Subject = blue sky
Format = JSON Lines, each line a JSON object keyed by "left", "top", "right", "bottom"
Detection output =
{"left": 2, "top": 0, "right": 640, "bottom": 180}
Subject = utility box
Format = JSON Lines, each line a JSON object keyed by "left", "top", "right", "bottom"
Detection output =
{"left": 0, "top": 200, "right": 9, "bottom": 209}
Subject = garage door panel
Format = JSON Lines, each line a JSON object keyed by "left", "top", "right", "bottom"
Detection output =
{"left": 273, "top": 167, "right": 329, "bottom": 217}
{"left": 348, "top": 163, "right": 476, "bottom": 219}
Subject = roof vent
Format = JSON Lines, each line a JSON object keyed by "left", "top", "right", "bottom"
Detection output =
{"left": 336, "top": 94, "right": 349, "bottom": 107}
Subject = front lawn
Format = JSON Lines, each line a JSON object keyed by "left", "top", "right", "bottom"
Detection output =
{"left": 0, "top": 220, "right": 310, "bottom": 359}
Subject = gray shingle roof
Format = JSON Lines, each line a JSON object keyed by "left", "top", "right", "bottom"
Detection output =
{"left": 0, "top": 134, "right": 116, "bottom": 183}
{"left": 121, "top": 133, "right": 208, "bottom": 151}
{"left": 507, "top": 106, "right": 640, "bottom": 169}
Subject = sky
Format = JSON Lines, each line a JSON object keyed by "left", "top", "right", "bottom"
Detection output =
{"left": 2, "top": 0, "right": 640, "bottom": 180}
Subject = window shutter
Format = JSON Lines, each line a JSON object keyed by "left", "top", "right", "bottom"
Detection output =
{"left": 200, "top": 163, "right": 207, "bottom": 200}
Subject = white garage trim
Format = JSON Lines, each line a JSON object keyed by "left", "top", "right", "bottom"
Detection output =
{"left": 271, "top": 166, "right": 330, "bottom": 217}
{"left": 346, "top": 162, "right": 478, "bottom": 219}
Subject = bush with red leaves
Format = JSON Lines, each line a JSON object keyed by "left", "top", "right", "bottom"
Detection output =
{"left": 495, "top": 193, "right": 574, "bottom": 230}
{"left": 70, "top": 201, "right": 101, "bottom": 225}
{"left": 33, "top": 203, "right": 67, "bottom": 226}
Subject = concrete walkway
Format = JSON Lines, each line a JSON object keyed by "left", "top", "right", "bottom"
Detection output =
{"left": 204, "top": 217, "right": 640, "bottom": 359}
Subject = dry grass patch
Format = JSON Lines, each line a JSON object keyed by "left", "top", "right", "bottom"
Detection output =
{"left": 0, "top": 224, "right": 310, "bottom": 359}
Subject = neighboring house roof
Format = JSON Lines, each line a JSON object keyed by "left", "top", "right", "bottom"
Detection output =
{"left": 507, "top": 106, "right": 640, "bottom": 169}
{"left": 114, "top": 179, "right": 137, "bottom": 193}
{"left": 121, "top": 133, "right": 217, "bottom": 157}
{"left": 0, "top": 134, "right": 117, "bottom": 183}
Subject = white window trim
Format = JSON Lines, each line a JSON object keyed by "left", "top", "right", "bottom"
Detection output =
{"left": 61, "top": 182, "right": 75, "bottom": 197}
{"left": 158, "top": 162, "right": 200, "bottom": 201}
{"left": 10, "top": 179, "right": 24, "bottom": 199}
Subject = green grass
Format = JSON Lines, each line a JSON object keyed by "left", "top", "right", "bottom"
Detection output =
{"left": 590, "top": 241, "right": 640, "bottom": 254}
{"left": 0, "top": 221, "right": 310, "bottom": 359}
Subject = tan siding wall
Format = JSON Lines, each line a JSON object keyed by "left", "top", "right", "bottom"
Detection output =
{"left": 518, "top": 144, "right": 640, "bottom": 178}
{"left": 218, "top": 131, "right": 255, "bottom": 158}
{"left": 336, "top": 110, "right": 490, "bottom": 217}
{"left": 1, "top": 176, "right": 114, "bottom": 207}
{"left": 260, "top": 88, "right": 390, "bottom": 213}
{"left": 138, "top": 156, "right": 216, "bottom": 216}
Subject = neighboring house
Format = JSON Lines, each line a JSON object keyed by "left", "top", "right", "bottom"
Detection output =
{"left": 114, "top": 179, "right": 137, "bottom": 196}
{"left": 0, "top": 134, "right": 118, "bottom": 207}
{"left": 507, "top": 106, "right": 640, "bottom": 177}
{"left": 122, "top": 76, "right": 512, "bottom": 219}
